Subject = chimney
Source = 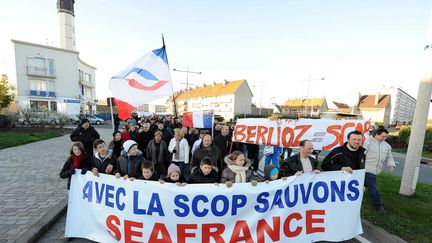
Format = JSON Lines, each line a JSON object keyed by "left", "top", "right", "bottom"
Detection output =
{"left": 223, "top": 79, "right": 228, "bottom": 86}
{"left": 57, "top": 0, "right": 76, "bottom": 50}
{"left": 374, "top": 93, "right": 380, "bottom": 105}
{"left": 213, "top": 82, "right": 217, "bottom": 86}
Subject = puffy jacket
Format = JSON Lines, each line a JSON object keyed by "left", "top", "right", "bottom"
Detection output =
{"left": 168, "top": 138, "right": 190, "bottom": 163}
{"left": 365, "top": 138, "right": 395, "bottom": 175}
{"left": 115, "top": 150, "right": 146, "bottom": 178}
{"left": 93, "top": 149, "right": 118, "bottom": 175}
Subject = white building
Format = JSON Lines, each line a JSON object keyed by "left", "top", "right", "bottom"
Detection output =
{"left": 10, "top": 0, "right": 96, "bottom": 115}
{"left": 361, "top": 88, "right": 416, "bottom": 126}
{"left": 167, "top": 79, "right": 253, "bottom": 121}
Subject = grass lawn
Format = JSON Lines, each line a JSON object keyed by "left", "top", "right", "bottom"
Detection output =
{"left": 0, "top": 130, "right": 64, "bottom": 149}
{"left": 361, "top": 173, "right": 432, "bottom": 243}
{"left": 392, "top": 147, "right": 432, "bottom": 158}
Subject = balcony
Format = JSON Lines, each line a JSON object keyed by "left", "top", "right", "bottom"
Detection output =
{"left": 79, "top": 79, "right": 94, "bottom": 88}
{"left": 29, "top": 90, "right": 56, "bottom": 98}
{"left": 27, "top": 66, "right": 56, "bottom": 78}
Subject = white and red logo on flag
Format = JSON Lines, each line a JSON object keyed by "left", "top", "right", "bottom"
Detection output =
{"left": 109, "top": 47, "right": 173, "bottom": 120}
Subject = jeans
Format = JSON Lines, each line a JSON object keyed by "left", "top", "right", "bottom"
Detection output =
{"left": 265, "top": 152, "right": 279, "bottom": 168}
{"left": 364, "top": 172, "right": 384, "bottom": 209}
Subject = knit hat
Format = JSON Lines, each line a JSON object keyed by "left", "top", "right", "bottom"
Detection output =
{"left": 167, "top": 164, "right": 181, "bottom": 176}
{"left": 269, "top": 168, "right": 279, "bottom": 178}
{"left": 123, "top": 140, "right": 137, "bottom": 153}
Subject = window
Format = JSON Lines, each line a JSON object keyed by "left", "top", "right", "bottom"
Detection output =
{"left": 30, "top": 100, "right": 49, "bottom": 111}
{"left": 47, "top": 59, "right": 55, "bottom": 76}
{"left": 50, "top": 101, "right": 57, "bottom": 112}
{"left": 85, "top": 73, "right": 91, "bottom": 83}
{"left": 27, "top": 58, "right": 55, "bottom": 76}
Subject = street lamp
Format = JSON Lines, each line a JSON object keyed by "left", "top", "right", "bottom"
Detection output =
{"left": 173, "top": 67, "right": 202, "bottom": 112}
{"left": 252, "top": 81, "right": 265, "bottom": 115}
{"left": 304, "top": 76, "right": 325, "bottom": 116}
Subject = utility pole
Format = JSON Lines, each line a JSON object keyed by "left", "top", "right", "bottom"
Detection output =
{"left": 304, "top": 76, "right": 325, "bottom": 116}
{"left": 173, "top": 67, "right": 202, "bottom": 113}
{"left": 400, "top": 12, "right": 432, "bottom": 196}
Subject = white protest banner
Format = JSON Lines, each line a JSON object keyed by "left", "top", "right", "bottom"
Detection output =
{"left": 65, "top": 170, "right": 365, "bottom": 242}
{"left": 232, "top": 118, "right": 371, "bottom": 150}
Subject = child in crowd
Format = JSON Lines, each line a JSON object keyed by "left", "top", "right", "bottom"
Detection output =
{"left": 114, "top": 140, "right": 144, "bottom": 181}
{"left": 60, "top": 142, "right": 93, "bottom": 189}
{"left": 264, "top": 164, "right": 282, "bottom": 183}
{"left": 222, "top": 151, "right": 253, "bottom": 183}
{"left": 108, "top": 131, "right": 123, "bottom": 158}
{"left": 137, "top": 160, "right": 164, "bottom": 183}
{"left": 92, "top": 139, "right": 117, "bottom": 176}
{"left": 164, "top": 164, "right": 187, "bottom": 186}
{"left": 188, "top": 157, "right": 219, "bottom": 184}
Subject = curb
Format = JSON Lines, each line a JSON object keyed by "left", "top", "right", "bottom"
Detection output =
{"left": 361, "top": 219, "right": 407, "bottom": 243}
{"left": 16, "top": 198, "right": 68, "bottom": 243}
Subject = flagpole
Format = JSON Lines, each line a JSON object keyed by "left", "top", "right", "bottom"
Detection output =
{"left": 162, "top": 33, "right": 179, "bottom": 121}
{"left": 109, "top": 98, "right": 115, "bottom": 131}
{"left": 212, "top": 110, "right": 214, "bottom": 137}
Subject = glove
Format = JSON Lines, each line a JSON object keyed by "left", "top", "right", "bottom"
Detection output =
{"left": 69, "top": 168, "right": 75, "bottom": 175}
{"left": 81, "top": 168, "right": 88, "bottom": 175}
{"left": 251, "top": 180, "right": 258, "bottom": 187}
{"left": 172, "top": 149, "right": 177, "bottom": 153}
{"left": 225, "top": 181, "right": 233, "bottom": 188}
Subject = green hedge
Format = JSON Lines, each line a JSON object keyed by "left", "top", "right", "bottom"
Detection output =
{"left": 392, "top": 126, "right": 432, "bottom": 152}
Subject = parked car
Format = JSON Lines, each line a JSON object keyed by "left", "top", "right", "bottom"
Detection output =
{"left": 83, "top": 114, "right": 105, "bottom": 125}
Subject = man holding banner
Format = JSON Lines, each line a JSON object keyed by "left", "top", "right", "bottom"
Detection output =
{"left": 322, "top": 130, "right": 366, "bottom": 173}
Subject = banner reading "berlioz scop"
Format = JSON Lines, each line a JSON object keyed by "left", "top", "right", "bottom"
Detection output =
{"left": 232, "top": 118, "right": 371, "bottom": 150}
{"left": 65, "top": 170, "right": 365, "bottom": 243}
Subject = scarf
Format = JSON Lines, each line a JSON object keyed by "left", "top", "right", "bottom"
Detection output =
{"left": 174, "top": 138, "right": 180, "bottom": 160}
{"left": 72, "top": 154, "right": 84, "bottom": 169}
{"left": 151, "top": 140, "right": 166, "bottom": 165}
{"left": 227, "top": 165, "right": 249, "bottom": 183}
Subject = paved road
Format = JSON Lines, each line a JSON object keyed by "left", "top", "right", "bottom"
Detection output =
{"left": 0, "top": 127, "right": 111, "bottom": 242}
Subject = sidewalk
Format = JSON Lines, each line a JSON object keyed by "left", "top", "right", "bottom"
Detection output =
{"left": 0, "top": 127, "right": 112, "bottom": 242}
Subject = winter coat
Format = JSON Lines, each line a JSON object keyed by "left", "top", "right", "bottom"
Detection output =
{"left": 221, "top": 155, "right": 253, "bottom": 183}
{"left": 146, "top": 140, "right": 169, "bottom": 176}
{"left": 115, "top": 150, "right": 146, "bottom": 178}
{"left": 129, "top": 131, "right": 139, "bottom": 142}
{"left": 121, "top": 131, "right": 131, "bottom": 141}
{"left": 191, "top": 143, "right": 222, "bottom": 173}
{"left": 60, "top": 154, "right": 93, "bottom": 189}
{"left": 108, "top": 140, "right": 123, "bottom": 158}
{"left": 168, "top": 138, "right": 190, "bottom": 163}
{"left": 365, "top": 138, "right": 395, "bottom": 175}
{"left": 93, "top": 149, "right": 118, "bottom": 175}
{"left": 322, "top": 142, "right": 366, "bottom": 171}
{"left": 214, "top": 134, "right": 236, "bottom": 162}
{"left": 188, "top": 167, "right": 219, "bottom": 184}
{"left": 137, "top": 130, "right": 154, "bottom": 157}
{"left": 158, "top": 128, "right": 173, "bottom": 147}
{"left": 280, "top": 153, "right": 318, "bottom": 177}
{"left": 70, "top": 125, "right": 100, "bottom": 156}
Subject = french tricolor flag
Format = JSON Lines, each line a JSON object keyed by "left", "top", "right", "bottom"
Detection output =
{"left": 183, "top": 111, "right": 213, "bottom": 128}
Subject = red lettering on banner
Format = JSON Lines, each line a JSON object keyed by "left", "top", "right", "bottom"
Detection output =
{"left": 293, "top": 125, "right": 312, "bottom": 146}
{"left": 233, "top": 125, "right": 247, "bottom": 142}
{"left": 149, "top": 223, "right": 173, "bottom": 243}
{"left": 283, "top": 213, "right": 302, "bottom": 238}
{"left": 306, "top": 210, "right": 325, "bottom": 234}
{"left": 177, "top": 224, "right": 197, "bottom": 243}
{"left": 322, "top": 125, "right": 342, "bottom": 151}
{"left": 106, "top": 215, "right": 121, "bottom": 241}
{"left": 229, "top": 220, "right": 253, "bottom": 243}
{"left": 257, "top": 217, "right": 281, "bottom": 243}
{"left": 246, "top": 126, "right": 257, "bottom": 144}
{"left": 257, "top": 126, "right": 268, "bottom": 144}
{"left": 267, "top": 127, "right": 275, "bottom": 146}
{"left": 125, "top": 220, "right": 143, "bottom": 243}
{"left": 202, "top": 223, "right": 225, "bottom": 243}
{"left": 340, "top": 123, "right": 355, "bottom": 146}
{"left": 282, "top": 127, "right": 294, "bottom": 147}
